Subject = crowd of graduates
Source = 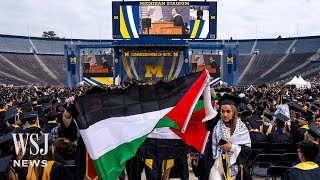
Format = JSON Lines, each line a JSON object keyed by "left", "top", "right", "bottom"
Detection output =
{"left": 0, "top": 84, "right": 320, "bottom": 179}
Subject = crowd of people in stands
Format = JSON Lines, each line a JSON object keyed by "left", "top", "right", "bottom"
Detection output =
{"left": 0, "top": 83, "right": 320, "bottom": 179}
{"left": 308, "top": 75, "right": 320, "bottom": 86}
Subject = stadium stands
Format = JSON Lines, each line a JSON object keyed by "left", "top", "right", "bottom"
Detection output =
{"left": 0, "top": 36, "right": 32, "bottom": 53}
{"left": 255, "top": 39, "right": 293, "bottom": 54}
{"left": 0, "top": 34, "right": 320, "bottom": 86}
{"left": 32, "top": 39, "right": 66, "bottom": 54}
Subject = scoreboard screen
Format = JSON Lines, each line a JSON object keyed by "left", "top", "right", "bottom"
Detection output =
{"left": 112, "top": 1, "right": 217, "bottom": 39}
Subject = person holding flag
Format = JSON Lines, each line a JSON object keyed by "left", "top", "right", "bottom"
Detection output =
{"left": 200, "top": 93, "right": 252, "bottom": 180}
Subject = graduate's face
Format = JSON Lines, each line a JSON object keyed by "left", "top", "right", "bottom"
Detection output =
{"left": 315, "top": 118, "right": 320, "bottom": 128}
{"left": 221, "top": 105, "right": 233, "bottom": 122}
{"left": 298, "top": 117, "right": 308, "bottom": 126}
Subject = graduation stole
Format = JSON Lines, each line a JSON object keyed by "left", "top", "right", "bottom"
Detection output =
{"left": 47, "top": 120, "right": 57, "bottom": 124}
{"left": 26, "top": 160, "right": 54, "bottom": 180}
{"left": 28, "top": 124, "right": 38, "bottom": 128}
{"left": 220, "top": 152, "right": 231, "bottom": 180}
{"left": 294, "top": 161, "right": 319, "bottom": 170}
{"left": 10, "top": 124, "right": 20, "bottom": 128}
{"left": 301, "top": 124, "right": 310, "bottom": 130}
{"left": 250, "top": 129, "right": 260, "bottom": 133}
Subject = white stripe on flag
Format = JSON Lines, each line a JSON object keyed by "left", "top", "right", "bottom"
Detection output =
{"left": 148, "top": 127, "right": 180, "bottom": 139}
{"left": 127, "top": 6, "right": 139, "bottom": 38}
{"left": 199, "top": 20, "right": 209, "bottom": 38}
{"left": 80, "top": 107, "right": 173, "bottom": 160}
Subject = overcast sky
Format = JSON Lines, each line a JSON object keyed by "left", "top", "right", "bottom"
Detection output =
{"left": 0, "top": 0, "right": 319, "bottom": 40}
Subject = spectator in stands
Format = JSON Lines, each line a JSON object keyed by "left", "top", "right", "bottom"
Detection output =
{"left": 282, "top": 140, "right": 320, "bottom": 180}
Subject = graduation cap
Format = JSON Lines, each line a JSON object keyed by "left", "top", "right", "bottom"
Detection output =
{"left": 0, "top": 133, "right": 13, "bottom": 145}
{"left": 41, "top": 105, "right": 52, "bottom": 114}
{"left": 23, "top": 111, "right": 38, "bottom": 122}
{"left": 56, "top": 105, "right": 65, "bottom": 113}
{"left": 238, "top": 103, "right": 247, "bottom": 112}
{"left": 4, "top": 108, "right": 17, "bottom": 123}
{"left": 311, "top": 104, "right": 320, "bottom": 112}
{"left": 248, "top": 113, "right": 263, "bottom": 129}
{"left": 217, "top": 94, "right": 243, "bottom": 107}
{"left": 49, "top": 97, "right": 57, "bottom": 104}
{"left": 263, "top": 111, "right": 274, "bottom": 120}
{"left": 21, "top": 102, "right": 33, "bottom": 112}
{"left": 314, "top": 101, "right": 320, "bottom": 106}
{"left": 40, "top": 95, "right": 50, "bottom": 104}
{"left": 291, "top": 103, "right": 303, "bottom": 112}
{"left": 308, "top": 123, "right": 320, "bottom": 139}
{"left": 278, "top": 92, "right": 291, "bottom": 104}
{"left": 0, "top": 155, "right": 12, "bottom": 174}
{"left": 300, "top": 110, "right": 313, "bottom": 121}
{"left": 275, "top": 113, "right": 289, "bottom": 127}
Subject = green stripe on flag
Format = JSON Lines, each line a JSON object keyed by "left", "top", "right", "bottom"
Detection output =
{"left": 92, "top": 117, "right": 177, "bottom": 180}
{"left": 193, "top": 100, "right": 204, "bottom": 112}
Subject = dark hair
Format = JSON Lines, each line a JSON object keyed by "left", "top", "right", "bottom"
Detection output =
{"left": 172, "top": 8, "right": 178, "bottom": 13}
{"left": 299, "top": 140, "right": 319, "bottom": 161}
{"left": 315, "top": 114, "right": 320, "bottom": 119}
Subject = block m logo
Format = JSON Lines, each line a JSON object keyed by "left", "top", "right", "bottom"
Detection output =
{"left": 145, "top": 64, "right": 163, "bottom": 78}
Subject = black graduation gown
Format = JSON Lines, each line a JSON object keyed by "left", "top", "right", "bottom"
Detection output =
{"left": 25, "top": 160, "right": 72, "bottom": 180}
{"left": 249, "top": 131, "right": 268, "bottom": 144}
{"left": 314, "top": 144, "right": 320, "bottom": 166}
{"left": 293, "top": 127, "right": 308, "bottom": 144}
{"left": 281, "top": 163, "right": 320, "bottom": 180}
{"left": 4, "top": 125, "right": 23, "bottom": 134}
{"left": 289, "top": 121, "right": 299, "bottom": 133}
{"left": 0, "top": 109, "right": 7, "bottom": 133}
{"left": 267, "top": 130, "right": 292, "bottom": 144}
{"left": 196, "top": 117, "right": 252, "bottom": 180}
{"left": 24, "top": 126, "right": 42, "bottom": 136}
{"left": 42, "top": 122, "right": 59, "bottom": 133}
{"left": 171, "top": 14, "right": 184, "bottom": 26}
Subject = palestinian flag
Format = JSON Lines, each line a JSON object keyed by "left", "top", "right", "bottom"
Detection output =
{"left": 73, "top": 71, "right": 210, "bottom": 180}
{"left": 30, "top": 84, "right": 38, "bottom": 92}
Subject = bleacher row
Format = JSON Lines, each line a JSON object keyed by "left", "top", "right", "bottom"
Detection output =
{"left": 0, "top": 34, "right": 320, "bottom": 86}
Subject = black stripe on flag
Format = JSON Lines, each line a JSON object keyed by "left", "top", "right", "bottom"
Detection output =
{"left": 74, "top": 71, "right": 204, "bottom": 129}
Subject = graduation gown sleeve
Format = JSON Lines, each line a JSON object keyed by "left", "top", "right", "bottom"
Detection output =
{"left": 50, "top": 162, "right": 72, "bottom": 180}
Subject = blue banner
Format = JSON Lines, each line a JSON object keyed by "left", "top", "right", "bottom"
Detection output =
{"left": 64, "top": 45, "right": 81, "bottom": 87}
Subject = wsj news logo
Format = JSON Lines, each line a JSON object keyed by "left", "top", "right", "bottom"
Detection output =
{"left": 12, "top": 133, "right": 50, "bottom": 167}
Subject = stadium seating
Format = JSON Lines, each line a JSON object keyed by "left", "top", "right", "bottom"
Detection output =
{"left": 32, "top": 39, "right": 66, "bottom": 54}
{"left": 240, "top": 54, "right": 283, "bottom": 85}
{"left": 238, "top": 41, "right": 254, "bottom": 54}
{"left": 0, "top": 34, "right": 320, "bottom": 86}
{"left": 293, "top": 37, "right": 320, "bottom": 53}
{"left": 0, "top": 36, "right": 32, "bottom": 53}
{"left": 255, "top": 39, "right": 293, "bottom": 54}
